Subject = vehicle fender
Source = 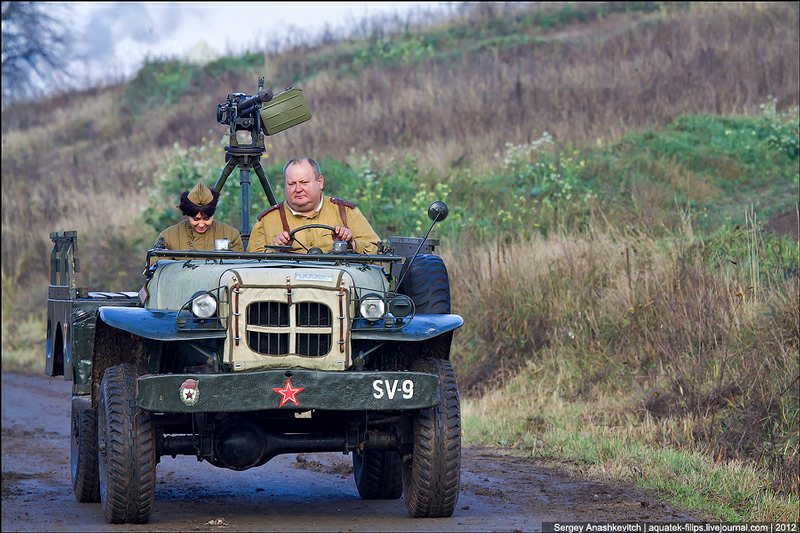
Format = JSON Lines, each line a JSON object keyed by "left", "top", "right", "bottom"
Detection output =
{"left": 350, "top": 313, "right": 463, "bottom": 341}
{"left": 97, "top": 306, "right": 227, "bottom": 341}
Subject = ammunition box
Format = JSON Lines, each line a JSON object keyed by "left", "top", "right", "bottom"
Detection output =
{"left": 260, "top": 87, "right": 311, "bottom": 135}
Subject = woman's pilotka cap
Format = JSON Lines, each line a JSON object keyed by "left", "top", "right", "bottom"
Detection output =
{"left": 178, "top": 182, "right": 220, "bottom": 217}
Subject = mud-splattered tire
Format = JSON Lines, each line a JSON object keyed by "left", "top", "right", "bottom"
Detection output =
{"left": 403, "top": 358, "right": 461, "bottom": 518}
{"left": 398, "top": 254, "right": 451, "bottom": 313}
{"left": 71, "top": 399, "right": 100, "bottom": 502}
{"left": 97, "top": 364, "right": 156, "bottom": 524}
{"left": 353, "top": 449, "right": 403, "bottom": 499}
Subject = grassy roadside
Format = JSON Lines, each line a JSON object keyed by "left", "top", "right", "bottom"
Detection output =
{"left": 439, "top": 110, "right": 798, "bottom": 522}
{"left": 0, "top": 313, "right": 45, "bottom": 375}
{"left": 462, "top": 395, "right": 799, "bottom": 522}
{"left": 449, "top": 222, "right": 798, "bottom": 522}
{"left": 1, "top": 273, "right": 45, "bottom": 375}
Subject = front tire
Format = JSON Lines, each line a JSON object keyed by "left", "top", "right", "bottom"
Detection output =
{"left": 402, "top": 358, "right": 461, "bottom": 517}
{"left": 353, "top": 449, "right": 403, "bottom": 499}
{"left": 71, "top": 398, "right": 100, "bottom": 502}
{"left": 97, "top": 364, "right": 156, "bottom": 524}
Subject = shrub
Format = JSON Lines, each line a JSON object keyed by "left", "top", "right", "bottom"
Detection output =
{"left": 122, "top": 60, "right": 198, "bottom": 114}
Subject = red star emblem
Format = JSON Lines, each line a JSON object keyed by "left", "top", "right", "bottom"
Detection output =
{"left": 273, "top": 377, "right": 304, "bottom": 408}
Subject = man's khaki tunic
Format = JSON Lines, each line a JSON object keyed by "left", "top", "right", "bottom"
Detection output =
{"left": 156, "top": 220, "right": 244, "bottom": 252}
{"left": 247, "top": 196, "right": 380, "bottom": 254}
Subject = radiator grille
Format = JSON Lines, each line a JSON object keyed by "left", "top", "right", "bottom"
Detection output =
{"left": 297, "top": 302, "right": 331, "bottom": 326}
{"left": 247, "top": 301, "right": 332, "bottom": 356}
{"left": 248, "top": 301, "right": 289, "bottom": 327}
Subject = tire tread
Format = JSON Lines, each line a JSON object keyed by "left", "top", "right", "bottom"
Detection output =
{"left": 403, "top": 358, "right": 461, "bottom": 517}
{"left": 71, "top": 404, "right": 100, "bottom": 502}
{"left": 353, "top": 449, "right": 403, "bottom": 499}
{"left": 398, "top": 255, "right": 451, "bottom": 314}
{"left": 98, "top": 364, "right": 155, "bottom": 524}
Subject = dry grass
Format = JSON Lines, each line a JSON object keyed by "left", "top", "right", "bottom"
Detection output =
{"left": 444, "top": 218, "right": 799, "bottom": 498}
{"left": 1, "top": 84, "right": 171, "bottom": 296}
{"left": 282, "top": 2, "right": 799, "bottom": 172}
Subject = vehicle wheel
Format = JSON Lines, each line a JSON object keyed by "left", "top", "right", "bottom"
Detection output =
{"left": 97, "top": 363, "right": 156, "bottom": 524}
{"left": 402, "top": 358, "right": 461, "bottom": 518}
{"left": 397, "top": 254, "right": 451, "bottom": 313}
{"left": 353, "top": 449, "right": 403, "bottom": 499}
{"left": 71, "top": 399, "right": 100, "bottom": 502}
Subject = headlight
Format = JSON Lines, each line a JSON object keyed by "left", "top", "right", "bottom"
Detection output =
{"left": 191, "top": 293, "right": 217, "bottom": 318}
{"left": 388, "top": 295, "right": 413, "bottom": 317}
{"left": 359, "top": 294, "right": 386, "bottom": 321}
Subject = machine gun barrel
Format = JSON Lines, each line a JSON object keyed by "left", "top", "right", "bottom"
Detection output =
{"left": 238, "top": 88, "right": 273, "bottom": 116}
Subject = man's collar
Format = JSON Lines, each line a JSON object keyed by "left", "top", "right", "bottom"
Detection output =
{"left": 287, "top": 195, "right": 324, "bottom": 217}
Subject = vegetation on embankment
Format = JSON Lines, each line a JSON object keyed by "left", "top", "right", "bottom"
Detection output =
{"left": 1, "top": 1, "right": 798, "bottom": 522}
{"left": 451, "top": 224, "right": 798, "bottom": 521}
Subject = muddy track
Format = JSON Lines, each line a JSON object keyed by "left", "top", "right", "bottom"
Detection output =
{"left": 1, "top": 372, "right": 699, "bottom": 532}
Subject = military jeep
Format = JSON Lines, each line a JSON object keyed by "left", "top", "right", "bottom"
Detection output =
{"left": 46, "top": 81, "right": 463, "bottom": 524}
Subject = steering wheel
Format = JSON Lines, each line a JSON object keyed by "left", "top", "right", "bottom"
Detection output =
{"left": 288, "top": 224, "right": 337, "bottom": 242}
{"left": 287, "top": 224, "right": 351, "bottom": 254}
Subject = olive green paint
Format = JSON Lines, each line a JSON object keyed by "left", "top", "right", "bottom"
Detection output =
{"left": 137, "top": 369, "right": 439, "bottom": 412}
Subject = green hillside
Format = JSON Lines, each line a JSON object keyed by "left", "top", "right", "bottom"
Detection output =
{"left": 2, "top": 1, "right": 798, "bottom": 521}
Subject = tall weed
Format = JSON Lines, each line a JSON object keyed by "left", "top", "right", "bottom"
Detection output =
{"left": 447, "top": 218, "right": 799, "bottom": 494}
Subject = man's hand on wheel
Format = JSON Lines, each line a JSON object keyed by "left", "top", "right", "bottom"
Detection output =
{"left": 334, "top": 225, "right": 352, "bottom": 242}
{"left": 272, "top": 231, "right": 291, "bottom": 245}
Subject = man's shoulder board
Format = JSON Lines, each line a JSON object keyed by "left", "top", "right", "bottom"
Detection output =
{"left": 257, "top": 203, "right": 281, "bottom": 221}
{"left": 330, "top": 197, "right": 356, "bottom": 209}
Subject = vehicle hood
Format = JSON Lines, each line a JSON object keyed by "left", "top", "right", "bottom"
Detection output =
{"left": 144, "top": 259, "right": 389, "bottom": 310}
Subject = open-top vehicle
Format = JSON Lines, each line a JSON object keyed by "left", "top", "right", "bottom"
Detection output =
{"left": 46, "top": 79, "right": 463, "bottom": 524}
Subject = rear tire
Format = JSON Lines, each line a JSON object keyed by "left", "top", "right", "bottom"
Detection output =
{"left": 402, "top": 358, "right": 461, "bottom": 517}
{"left": 71, "top": 399, "right": 100, "bottom": 502}
{"left": 97, "top": 363, "right": 156, "bottom": 524}
{"left": 353, "top": 449, "right": 403, "bottom": 499}
{"left": 397, "top": 254, "right": 451, "bottom": 313}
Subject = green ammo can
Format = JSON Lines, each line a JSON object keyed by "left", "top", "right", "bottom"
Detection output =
{"left": 260, "top": 87, "right": 312, "bottom": 135}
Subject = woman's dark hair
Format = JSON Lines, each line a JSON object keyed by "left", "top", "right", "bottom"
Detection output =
{"left": 178, "top": 188, "right": 220, "bottom": 217}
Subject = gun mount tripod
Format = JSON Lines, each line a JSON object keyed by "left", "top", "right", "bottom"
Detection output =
{"left": 213, "top": 77, "right": 277, "bottom": 248}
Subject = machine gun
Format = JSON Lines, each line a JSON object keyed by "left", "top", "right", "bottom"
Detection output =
{"left": 213, "top": 77, "right": 311, "bottom": 246}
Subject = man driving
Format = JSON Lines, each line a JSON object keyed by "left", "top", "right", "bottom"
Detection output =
{"left": 247, "top": 157, "right": 380, "bottom": 254}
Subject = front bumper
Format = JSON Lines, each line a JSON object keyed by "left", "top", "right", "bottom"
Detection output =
{"left": 137, "top": 369, "right": 439, "bottom": 412}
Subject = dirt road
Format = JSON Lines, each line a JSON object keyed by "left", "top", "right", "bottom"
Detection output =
{"left": 1, "top": 372, "right": 698, "bottom": 532}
